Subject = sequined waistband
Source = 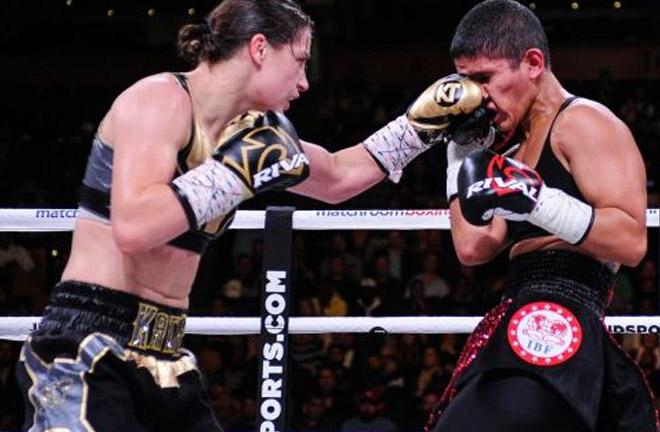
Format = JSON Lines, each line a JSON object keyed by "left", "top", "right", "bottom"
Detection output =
{"left": 503, "top": 250, "right": 615, "bottom": 315}
{"left": 35, "top": 280, "right": 187, "bottom": 359}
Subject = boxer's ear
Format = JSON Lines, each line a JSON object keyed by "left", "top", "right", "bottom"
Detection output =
{"left": 521, "top": 48, "right": 545, "bottom": 79}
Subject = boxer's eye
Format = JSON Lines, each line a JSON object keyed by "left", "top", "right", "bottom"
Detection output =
{"left": 471, "top": 73, "right": 491, "bottom": 84}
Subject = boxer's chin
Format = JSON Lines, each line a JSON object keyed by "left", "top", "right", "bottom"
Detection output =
{"left": 493, "top": 115, "right": 513, "bottom": 133}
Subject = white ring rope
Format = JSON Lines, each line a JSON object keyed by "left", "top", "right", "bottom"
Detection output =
{"left": 2, "top": 316, "right": 660, "bottom": 341}
{"left": 1, "top": 208, "right": 659, "bottom": 231}
{"left": 1, "top": 208, "right": 659, "bottom": 340}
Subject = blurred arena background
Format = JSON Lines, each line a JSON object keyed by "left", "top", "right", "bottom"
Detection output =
{"left": 0, "top": 1, "right": 658, "bottom": 430}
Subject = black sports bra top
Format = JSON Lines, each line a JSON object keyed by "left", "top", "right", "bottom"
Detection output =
{"left": 506, "top": 96, "right": 586, "bottom": 243}
{"left": 78, "top": 72, "right": 219, "bottom": 254}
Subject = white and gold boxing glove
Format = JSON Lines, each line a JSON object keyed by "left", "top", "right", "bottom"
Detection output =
{"left": 363, "top": 74, "right": 486, "bottom": 182}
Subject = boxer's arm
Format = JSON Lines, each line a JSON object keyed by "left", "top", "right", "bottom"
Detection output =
{"left": 553, "top": 102, "right": 647, "bottom": 266}
{"left": 291, "top": 74, "right": 487, "bottom": 204}
{"left": 449, "top": 198, "right": 510, "bottom": 265}
{"left": 110, "top": 77, "right": 193, "bottom": 252}
{"left": 363, "top": 74, "right": 485, "bottom": 183}
{"left": 446, "top": 124, "right": 509, "bottom": 266}
{"left": 288, "top": 141, "right": 385, "bottom": 204}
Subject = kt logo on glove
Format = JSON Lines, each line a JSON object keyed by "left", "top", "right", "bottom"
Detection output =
{"left": 434, "top": 80, "right": 469, "bottom": 106}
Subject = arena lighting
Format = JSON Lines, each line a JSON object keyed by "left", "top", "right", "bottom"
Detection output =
{"left": 528, "top": 3, "right": 537, "bottom": 10}
{"left": 147, "top": 8, "right": 156, "bottom": 17}
{"left": 188, "top": 8, "right": 196, "bottom": 16}
{"left": 107, "top": 9, "right": 115, "bottom": 18}
{"left": 65, "top": 0, "right": 73, "bottom": 6}
{"left": 571, "top": 2, "right": 580, "bottom": 10}
{"left": 613, "top": 1, "right": 622, "bottom": 9}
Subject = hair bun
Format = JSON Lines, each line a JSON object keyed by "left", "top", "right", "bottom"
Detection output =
{"left": 198, "top": 21, "right": 211, "bottom": 35}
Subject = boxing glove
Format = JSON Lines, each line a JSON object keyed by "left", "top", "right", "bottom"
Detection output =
{"left": 171, "top": 110, "right": 309, "bottom": 231}
{"left": 363, "top": 74, "right": 486, "bottom": 183}
{"left": 458, "top": 149, "right": 594, "bottom": 245}
{"left": 407, "top": 73, "right": 487, "bottom": 145}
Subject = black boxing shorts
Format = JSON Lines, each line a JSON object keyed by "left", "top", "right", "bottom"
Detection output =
{"left": 16, "top": 280, "right": 224, "bottom": 432}
{"left": 426, "top": 250, "right": 658, "bottom": 432}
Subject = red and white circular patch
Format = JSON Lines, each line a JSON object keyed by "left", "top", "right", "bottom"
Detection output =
{"left": 507, "top": 301, "right": 582, "bottom": 367}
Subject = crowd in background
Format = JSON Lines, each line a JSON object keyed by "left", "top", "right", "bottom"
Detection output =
{"left": 0, "top": 67, "right": 658, "bottom": 431}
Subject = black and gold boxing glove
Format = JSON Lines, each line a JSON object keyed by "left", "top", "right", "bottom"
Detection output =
{"left": 171, "top": 110, "right": 309, "bottom": 231}
{"left": 362, "top": 74, "right": 486, "bottom": 183}
{"left": 214, "top": 110, "right": 309, "bottom": 193}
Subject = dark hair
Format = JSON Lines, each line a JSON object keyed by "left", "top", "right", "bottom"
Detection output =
{"left": 450, "top": 0, "right": 551, "bottom": 69}
{"left": 177, "top": 0, "right": 314, "bottom": 65}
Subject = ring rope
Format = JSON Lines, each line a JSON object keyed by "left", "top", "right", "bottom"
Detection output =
{"left": 1, "top": 208, "right": 658, "bottom": 231}
{"left": 2, "top": 316, "right": 659, "bottom": 341}
{"left": 1, "top": 208, "right": 658, "bottom": 339}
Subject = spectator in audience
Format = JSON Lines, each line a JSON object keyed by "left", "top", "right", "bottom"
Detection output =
{"left": 290, "top": 333, "right": 326, "bottom": 388}
{"left": 231, "top": 394, "right": 258, "bottom": 432}
{"left": 411, "top": 389, "right": 442, "bottom": 431}
{"left": 379, "top": 341, "right": 415, "bottom": 428}
{"left": 371, "top": 254, "right": 406, "bottom": 315}
{"left": 323, "top": 343, "right": 352, "bottom": 389}
{"left": 407, "top": 251, "right": 451, "bottom": 309}
{"left": 414, "top": 345, "right": 446, "bottom": 398}
{"left": 441, "top": 274, "right": 479, "bottom": 315}
{"left": 296, "top": 295, "right": 322, "bottom": 317}
{"left": 292, "top": 234, "right": 319, "bottom": 300}
{"left": 634, "top": 334, "right": 660, "bottom": 377}
{"left": 609, "top": 270, "right": 636, "bottom": 314}
{"left": 382, "top": 230, "right": 411, "bottom": 281}
{"left": 291, "top": 393, "right": 338, "bottom": 432}
{"left": 351, "top": 277, "right": 386, "bottom": 316}
{"left": 231, "top": 253, "right": 260, "bottom": 309}
{"left": 436, "top": 334, "right": 460, "bottom": 376}
{"left": 333, "top": 333, "right": 358, "bottom": 371}
{"left": 397, "top": 334, "right": 425, "bottom": 373}
{"left": 197, "top": 341, "right": 227, "bottom": 390}
{"left": 315, "top": 365, "right": 353, "bottom": 421}
{"left": 340, "top": 388, "right": 397, "bottom": 432}
{"left": 318, "top": 279, "right": 350, "bottom": 317}
{"left": 207, "top": 377, "right": 240, "bottom": 431}
{"left": 322, "top": 253, "right": 360, "bottom": 307}
{"left": 405, "top": 278, "right": 432, "bottom": 316}
{"left": 480, "top": 275, "right": 507, "bottom": 312}
{"left": 319, "top": 233, "right": 363, "bottom": 282}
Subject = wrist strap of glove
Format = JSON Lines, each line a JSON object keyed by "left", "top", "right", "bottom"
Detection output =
{"left": 362, "top": 115, "right": 428, "bottom": 183}
{"left": 446, "top": 160, "right": 461, "bottom": 203}
{"left": 171, "top": 159, "right": 249, "bottom": 229}
{"left": 446, "top": 127, "right": 496, "bottom": 201}
{"left": 527, "top": 185, "right": 595, "bottom": 245}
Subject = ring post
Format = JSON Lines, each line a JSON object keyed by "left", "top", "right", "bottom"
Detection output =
{"left": 258, "top": 206, "right": 295, "bottom": 432}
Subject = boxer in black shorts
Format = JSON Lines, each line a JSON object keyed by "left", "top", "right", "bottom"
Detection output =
{"left": 16, "top": 1, "right": 318, "bottom": 428}
{"left": 16, "top": 281, "right": 219, "bottom": 432}
{"left": 427, "top": 251, "right": 656, "bottom": 431}
{"left": 428, "top": 0, "right": 658, "bottom": 430}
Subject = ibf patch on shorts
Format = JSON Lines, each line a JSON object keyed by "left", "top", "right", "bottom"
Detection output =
{"left": 507, "top": 301, "right": 582, "bottom": 366}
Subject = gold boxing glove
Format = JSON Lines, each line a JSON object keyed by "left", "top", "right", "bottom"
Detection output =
{"left": 407, "top": 73, "right": 486, "bottom": 145}
{"left": 362, "top": 74, "right": 487, "bottom": 183}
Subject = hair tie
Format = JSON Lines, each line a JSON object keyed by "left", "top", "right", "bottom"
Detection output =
{"left": 199, "top": 20, "right": 211, "bottom": 35}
